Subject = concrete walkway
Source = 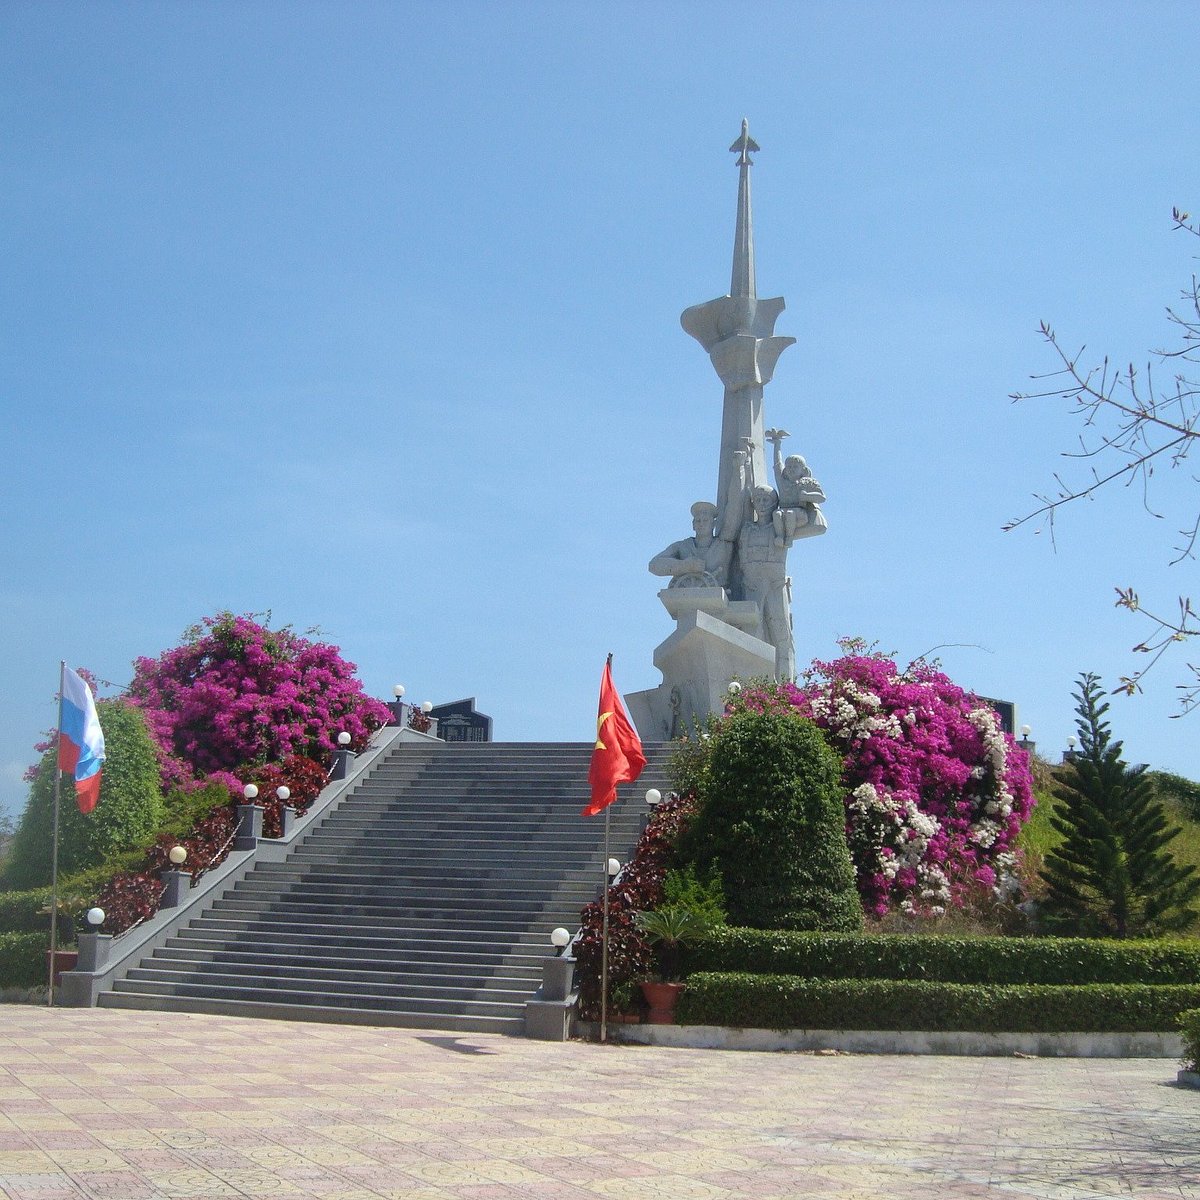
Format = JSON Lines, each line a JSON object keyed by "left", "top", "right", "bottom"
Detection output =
{"left": 0, "top": 1008, "right": 1196, "bottom": 1200}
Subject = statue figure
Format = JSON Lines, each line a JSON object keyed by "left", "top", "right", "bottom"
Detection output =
{"left": 719, "top": 444, "right": 797, "bottom": 679}
{"left": 649, "top": 500, "right": 733, "bottom": 589}
{"left": 765, "top": 428, "right": 827, "bottom": 547}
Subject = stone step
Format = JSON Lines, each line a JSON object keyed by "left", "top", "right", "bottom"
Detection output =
{"left": 125, "top": 966, "right": 535, "bottom": 1003}
{"left": 226, "top": 878, "right": 597, "bottom": 897}
{"left": 186, "top": 915, "right": 566, "bottom": 945}
{"left": 98, "top": 989, "right": 528, "bottom": 1033}
{"left": 162, "top": 937, "right": 550, "bottom": 968}
{"left": 96, "top": 739, "right": 654, "bottom": 1031}
{"left": 152, "top": 947, "right": 544, "bottom": 981}
{"left": 207, "top": 898, "right": 588, "bottom": 924}
{"left": 292, "top": 840, "right": 629, "bottom": 857}
{"left": 247, "top": 863, "right": 601, "bottom": 884}
{"left": 106, "top": 978, "right": 528, "bottom": 1020}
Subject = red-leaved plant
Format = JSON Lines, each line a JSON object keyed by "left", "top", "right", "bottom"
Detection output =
{"left": 575, "top": 793, "right": 697, "bottom": 1021}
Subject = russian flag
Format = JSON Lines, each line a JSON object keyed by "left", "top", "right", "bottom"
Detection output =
{"left": 59, "top": 667, "right": 105, "bottom": 815}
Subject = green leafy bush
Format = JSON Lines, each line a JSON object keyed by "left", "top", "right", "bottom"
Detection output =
{"left": 1179, "top": 1008, "right": 1200, "bottom": 1072}
{"left": 0, "top": 932, "right": 46, "bottom": 989}
{"left": 0, "top": 889, "right": 51, "bottom": 933}
{"left": 688, "top": 927, "right": 1200, "bottom": 985}
{"left": 1151, "top": 773, "right": 1200, "bottom": 823}
{"left": 662, "top": 864, "right": 726, "bottom": 925}
{"left": 3, "top": 701, "right": 164, "bottom": 889}
{"left": 677, "top": 972, "right": 1200, "bottom": 1033}
{"left": 682, "top": 709, "right": 862, "bottom": 932}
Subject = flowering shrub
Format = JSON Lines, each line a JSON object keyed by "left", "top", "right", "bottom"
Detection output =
{"left": 128, "top": 613, "right": 391, "bottom": 788}
{"left": 724, "top": 642, "right": 1035, "bottom": 918}
{"left": 94, "top": 754, "right": 329, "bottom": 934}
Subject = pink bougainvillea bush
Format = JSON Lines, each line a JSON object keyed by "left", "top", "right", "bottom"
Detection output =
{"left": 726, "top": 642, "right": 1035, "bottom": 918}
{"left": 127, "top": 612, "right": 392, "bottom": 789}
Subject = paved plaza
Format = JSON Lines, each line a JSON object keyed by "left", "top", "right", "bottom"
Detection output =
{"left": 0, "top": 1008, "right": 1197, "bottom": 1200}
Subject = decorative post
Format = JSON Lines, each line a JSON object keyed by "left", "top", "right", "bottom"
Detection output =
{"left": 235, "top": 783, "right": 263, "bottom": 851}
{"left": 277, "top": 786, "right": 296, "bottom": 836}
{"left": 329, "top": 731, "right": 354, "bottom": 781}
{"left": 75, "top": 907, "right": 111, "bottom": 973}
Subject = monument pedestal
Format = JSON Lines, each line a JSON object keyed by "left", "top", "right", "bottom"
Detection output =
{"left": 626, "top": 589, "right": 775, "bottom": 741}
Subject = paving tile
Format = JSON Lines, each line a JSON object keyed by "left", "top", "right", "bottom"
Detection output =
{"left": 1, "top": 1009, "right": 1199, "bottom": 1200}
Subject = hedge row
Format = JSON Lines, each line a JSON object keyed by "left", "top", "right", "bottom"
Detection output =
{"left": 1180, "top": 1009, "right": 1200, "bottom": 1072}
{"left": 676, "top": 973, "right": 1200, "bottom": 1033}
{"left": 0, "top": 889, "right": 52, "bottom": 934}
{"left": 687, "top": 928, "right": 1200, "bottom": 986}
{"left": 0, "top": 932, "right": 47, "bottom": 989}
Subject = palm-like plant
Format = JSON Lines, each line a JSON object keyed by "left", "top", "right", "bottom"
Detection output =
{"left": 633, "top": 904, "right": 713, "bottom": 982}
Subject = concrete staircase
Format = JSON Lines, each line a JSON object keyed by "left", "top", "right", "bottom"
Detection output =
{"left": 98, "top": 740, "right": 673, "bottom": 1033}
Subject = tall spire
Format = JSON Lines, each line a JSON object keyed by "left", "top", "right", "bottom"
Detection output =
{"left": 680, "top": 120, "right": 795, "bottom": 545}
{"left": 729, "top": 118, "right": 759, "bottom": 299}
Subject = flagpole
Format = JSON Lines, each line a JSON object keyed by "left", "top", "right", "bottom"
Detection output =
{"left": 48, "top": 660, "right": 65, "bottom": 1007}
{"left": 600, "top": 800, "right": 610, "bottom": 1044}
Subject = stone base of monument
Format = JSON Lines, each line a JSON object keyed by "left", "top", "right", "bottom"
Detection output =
{"left": 626, "top": 592, "right": 775, "bottom": 741}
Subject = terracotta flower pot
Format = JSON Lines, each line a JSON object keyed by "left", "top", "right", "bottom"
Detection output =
{"left": 46, "top": 949, "right": 78, "bottom": 986}
{"left": 639, "top": 980, "right": 684, "bottom": 1024}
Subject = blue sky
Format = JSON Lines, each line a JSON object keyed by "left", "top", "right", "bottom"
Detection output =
{"left": 2, "top": 1, "right": 1199, "bottom": 824}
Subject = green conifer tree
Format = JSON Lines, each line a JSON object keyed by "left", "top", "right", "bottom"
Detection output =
{"left": 1041, "top": 673, "right": 1200, "bottom": 936}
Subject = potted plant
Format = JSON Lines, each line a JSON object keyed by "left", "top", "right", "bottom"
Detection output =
{"left": 609, "top": 979, "right": 642, "bottom": 1024}
{"left": 38, "top": 896, "right": 85, "bottom": 946}
{"left": 633, "top": 904, "right": 713, "bottom": 1023}
{"left": 39, "top": 896, "right": 85, "bottom": 984}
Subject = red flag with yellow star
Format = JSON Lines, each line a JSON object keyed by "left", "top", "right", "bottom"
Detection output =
{"left": 583, "top": 655, "right": 646, "bottom": 817}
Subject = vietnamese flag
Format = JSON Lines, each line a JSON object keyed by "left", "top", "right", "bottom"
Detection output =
{"left": 583, "top": 656, "right": 646, "bottom": 817}
{"left": 58, "top": 667, "right": 105, "bottom": 815}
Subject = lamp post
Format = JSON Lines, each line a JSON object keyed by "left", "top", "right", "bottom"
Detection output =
{"left": 275, "top": 784, "right": 296, "bottom": 836}
{"left": 1063, "top": 734, "right": 1079, "bottom": 765}
{"left": 542, "top": 927, "right": 576, "bottom": 1003}
{"left": 161, "top": 846, "right": 190, "bottom": 908}
{"left": 75, "top": 907, "right": 112, "bottom": 974}
{"left": 330, "top": 731, "right": 355, "bottom": 781}
{"left": 1019, "top": 724, "right": 1036, "bottom": 758}
{"left": 235, "top": 783, "right": 263, "bottom": 851}
{"left": 389, "top": 684, "right": 407, "bottom": 726}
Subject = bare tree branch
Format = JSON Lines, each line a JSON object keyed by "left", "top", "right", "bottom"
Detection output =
{"left": 1009, "top": 210, "right": 1200, "bottom": 708}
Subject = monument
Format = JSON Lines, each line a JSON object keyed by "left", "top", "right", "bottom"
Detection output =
{"left": 626, "top": 122, "right": 828, "bottom": 740}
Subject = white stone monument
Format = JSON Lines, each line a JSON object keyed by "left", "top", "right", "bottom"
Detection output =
{"left": 626, "top": 122, "right": 827, "bottom": 740}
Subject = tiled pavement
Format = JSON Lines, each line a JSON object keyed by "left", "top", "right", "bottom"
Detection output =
{"left": 0, "top": 1008, "right": 1197, "bottom": 1200}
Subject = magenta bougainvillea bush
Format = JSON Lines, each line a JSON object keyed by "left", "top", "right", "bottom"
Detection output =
{"left": 726, "top": 642, "right": 1035, "bottom": 918}
{"left": 127, "top": 613, "right": 392, "bottom": 789}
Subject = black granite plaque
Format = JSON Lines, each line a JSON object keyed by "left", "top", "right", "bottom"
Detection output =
{"left": 429, "top": 697, "right": 493, "bottom": 743}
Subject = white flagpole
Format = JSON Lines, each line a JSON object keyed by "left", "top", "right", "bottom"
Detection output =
{"left": 600, "top": 800, "right": 610, "bottom": 1044}
{"left": 47, "top": 660, "right": 65, "bottom": 1007}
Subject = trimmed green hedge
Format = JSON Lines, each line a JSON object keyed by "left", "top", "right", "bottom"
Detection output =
{"left": 677, "top": 972, "right": 1200, "bottom": 1033}
{"left": 1180, "top": 1008, "right": 1200, "bottom": 1072}
{"left": 0, "top": 932, "right": 46, "bottom": 988}
{"left": 0, "top": 889, "right": 52, "bottom": 934}
{"left": 687, "top": 928, "right": 1200, "bottom": 986}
